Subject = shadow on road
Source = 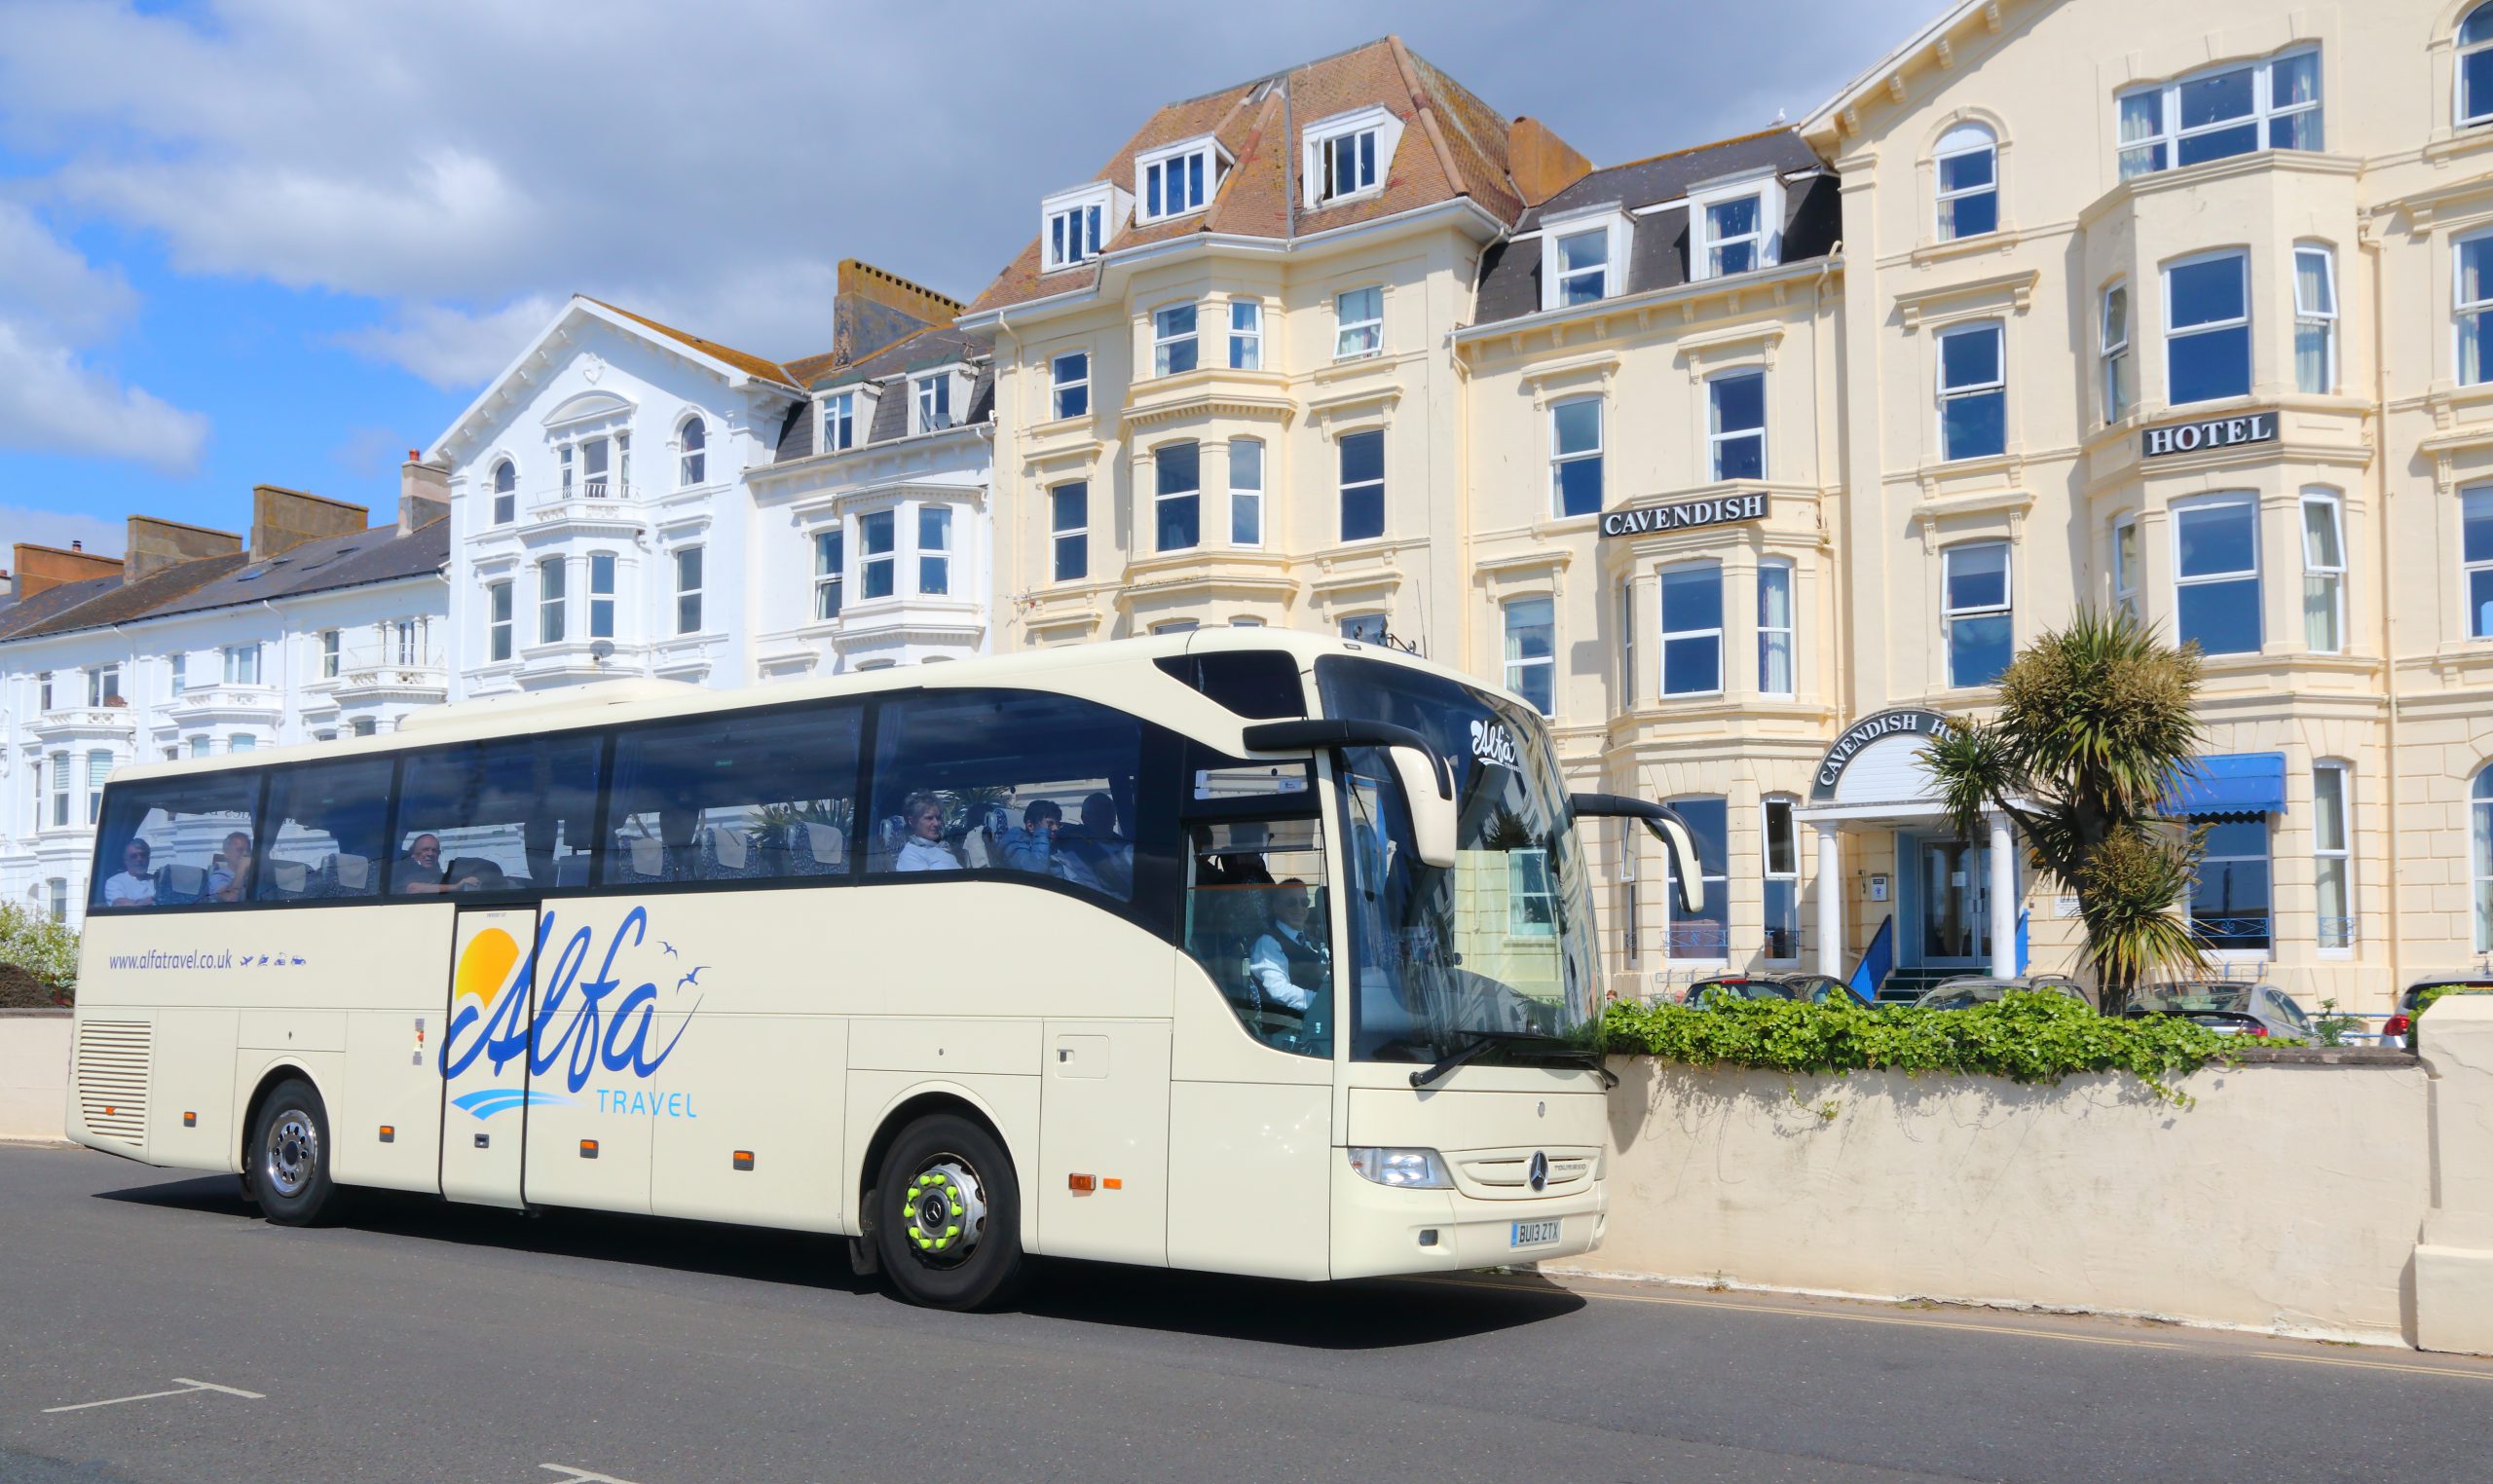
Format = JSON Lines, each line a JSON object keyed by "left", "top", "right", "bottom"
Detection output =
{"left": 96, "top": 1171, "right": 1583, "bottom": 1348}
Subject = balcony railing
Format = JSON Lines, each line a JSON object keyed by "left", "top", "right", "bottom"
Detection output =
{"left": 330, "top": 664, "right": 448, "bottom": 701}
{"left": 30, "top": 705, "right": 135, "bottom": 738}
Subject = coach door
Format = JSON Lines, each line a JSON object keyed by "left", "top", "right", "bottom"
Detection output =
{"left": 438, "top": 907, "right": 540, "bottom": 1208}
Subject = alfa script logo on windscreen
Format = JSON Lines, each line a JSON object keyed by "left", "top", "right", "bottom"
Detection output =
{"left": 1469, "top": 718, "right": 1519, "bottom": 770}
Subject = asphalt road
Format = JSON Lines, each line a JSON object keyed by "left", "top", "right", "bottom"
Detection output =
{"left": 2, "top": 1143, "right": 2488, "bottom": 1483}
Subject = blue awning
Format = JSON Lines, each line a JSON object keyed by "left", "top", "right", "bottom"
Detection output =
{"left": 2162, "top": 752, "right": 2288, "bottom": 818}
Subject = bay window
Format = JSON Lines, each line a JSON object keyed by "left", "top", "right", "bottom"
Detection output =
{"left": 588, "top": 552, "right": 615, "bottom": 639}
{"left": 487, "top": 580, "right": 512, "bottom": 662}
{"left": 2117, "top": 49, "right": 2322, "bottom": 179}
{"left": 1155, "top": 441, "right": 1201, "bottom": 552}
{"left": 1762, "top": 797, "right": 1801, "bottom": 960}
{"left": 2113, "top": 518, "right": 2140, "bottom": 621}
{"left": 1944, "top": 542, "right": 2013, "bottom": 687}
{"left": 1228, "top": 298, "right": 1262, "bottom": 370}
{"left": 1659, "top": 562, "right": 1724, "bottom": 696}
{"left": 2459, "top": 233, "right": 2493, "bottom": 386}
{"left": 1758, "top": 559, "right": 1795, "bottom": 697}
{"left": 861, "top": 511, "right": 895, "bottom": 600}
{"left": 2467, "top": 485, "right": 2493, "bottom": 639}
{"left": 2313, "top": 761, "right": 2353, "bottom": 951}
{"left": 2190, "top": 816, "right": 2272, "bottom": 952}
{"left": 538, "top": 557, "right": 566, "bottom": 644}
{"left": 918, "top": 506, "right": 951, "bottom": 595}
{"left": 2166, "top": 251, "right": 2251, "bottom": 405}
{"left": 2174, "top": 496, "right": 2261, "bottom": 655}
{"left": 87, "top": 750, "right": 111, "bottom": 825}
{"left": 2475, "top": 766, "right": 2493, "bottom": 952}
{"left": 1664, "top": 796, "right": 1730, "bottom": 959}
{"left": 1230, "top": 438, "right": 1264, "bottom": 546}
{"left": 2102, "top": 282, "right": 2134, "bottom": 424}
{"left": 2300, "top": 491, "right": 2344, "bottom": 653}
{"left": 1152, "top": 303, "right": 1198, "bottom": 377}
{"left": 48, "top": 751, "right": 67, "bottom": 828}
{"left": 2293, "top": 245, "right": 2337, "bottom": 395}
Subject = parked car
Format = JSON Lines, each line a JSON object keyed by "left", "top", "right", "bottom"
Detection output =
{"left": 2383, "top": 976, "right": 2493, "bottom": 1049}
{"left": 1912, "top": 974, "right": 2088, "bottom": 1011}
{"left": 1677, "top": 976, "right": 1795, "bottom": 1007}
{"left": 1772, "top": 974, "right": 1879, "bottom": 1009}
{"left": 2124, "top": 981, "right": 2314, "bottom": 1039}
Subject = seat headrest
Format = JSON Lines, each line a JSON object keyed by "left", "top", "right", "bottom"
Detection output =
{"left": 629, "top": 836, "right": 666, "bottom": 877}
{"left": 714, "top": 827, "right": 750, "bottom": 872}
{"left": 804, "top": 823, "right": 844, "bottom": 865}
{"left": 333, "top": 854, "right": 371, "bottom": 890}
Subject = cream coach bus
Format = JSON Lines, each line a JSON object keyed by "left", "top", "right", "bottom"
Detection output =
{"left": 66, "top": 631, "right": 1697, "bottom": 1309}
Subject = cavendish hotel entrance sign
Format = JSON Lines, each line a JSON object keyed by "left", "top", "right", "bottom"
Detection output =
{"left": 1809, "top": 707, "right": 1957, "bottom": 800}
{"left": 1597, "top": 492, "right": 1768, "bottom": 539}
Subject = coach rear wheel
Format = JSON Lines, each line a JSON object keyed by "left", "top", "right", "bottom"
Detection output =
{"left": 249, "top": 1077, "right": 341, "bottom": 1227}
{"left": 873, "top": 1114, "right": 1025, "bottom": 1311}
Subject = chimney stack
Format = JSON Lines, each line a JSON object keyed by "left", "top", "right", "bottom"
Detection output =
{"left": 11, "top": 541, "right": 123, "bottom": 601}
{"left": 248, "top": 485, "right": 369, "bottom": 561}
{"left": 125, "top": 515, "right": 243, "bottom": 580}
{"left": 1507, "top": 116, "right": 1594, "bottom": 206}
{"left": 398, "top": 450, "right": 451, "bottom": 535}
{"left": 830, "top": 259, "right": 964, "bottom": 369}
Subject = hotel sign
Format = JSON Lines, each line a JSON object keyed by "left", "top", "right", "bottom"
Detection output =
{"left": 1597, "top": 492, "right": 1768, "bottom": 539}
{"left": 1809, "top": 708, "right": 1957, "bottom": 800}
{"left": 2140, "top": 411, "right": 2277, "bottom": 460}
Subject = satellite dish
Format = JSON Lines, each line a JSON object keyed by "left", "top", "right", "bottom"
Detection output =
{"left": 590, "top": 640, "right": 615, "bottom": 664}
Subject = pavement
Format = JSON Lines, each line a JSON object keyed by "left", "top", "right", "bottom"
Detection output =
{"left": 1, "top": 1142, "right": 2488, "bottom": 1483}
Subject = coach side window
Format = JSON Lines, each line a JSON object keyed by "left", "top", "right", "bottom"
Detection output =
{"left": 89, "top": 770, "right": 262, "bottom": 910}
{"left": 867, "top": 689, "right": 1146, "bottom": 900}
{"left": 257, "top": 759, "right": 394, "bottom": 902}
{"left": 391, "top": 734, "right": 603, "bottom": 895}
{"left": 605, "top": 702, "right": 862, "bottom": 886}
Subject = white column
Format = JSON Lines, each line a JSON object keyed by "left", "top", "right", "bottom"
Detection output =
{"left": 1988, "top": 813, "right": 2017, "bottom": 979}
{"left": 1815, "top": 824, "right": 1842, "bottom": 979}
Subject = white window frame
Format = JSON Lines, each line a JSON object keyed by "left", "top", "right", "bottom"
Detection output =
{"left": 1302, "top": 105, "right": 1402, "bottom": 209}
{"left": 47, "top": 750, "right": 67, "bottom": 829}
{"left": 1934, "top": 122, "right": 1999, "bottom": 241}
{"left": 1619, "top": 579, "right": 1638, "bottom": 709}
{"left": 86, "top": 749, "right": 108, "bottom": 826}
{"left": 2464, "top": 4, "right": 2493, "bottom": 128}
{"left": 168, "top": 652, "right": 185, "bottom": 693}
{"left": 2115, "top": 46, "right": 2323, "bottom": 179}
{"left": 1688, "top": 171, "right": 1785, "bottom": 282}
{"left": 2461, "top": 232, "right": 2493, "bottom": 388}
{"left": 1040, "top": 182, "right": 1122, "bottom": 272}
{"left": 490, "top": 458, "right": 517, "bottom": 525}
{"left": 487, "top": 580, "right": 512, "bottom": 662}
{"left": 917, "top": 504, "right": 951, "bottom": 596}
{"left": 2313, "top": 759, "right": 2355, "bottom": 954}
{"left": 2164, "top": 250, "right": 2252, "bottom": 409}
{"left": 2466, "top": 485, "right": 2493, "bottom": 640}
{"left": 1229, "top": 437, "right": 1264, "bottom": 547}
{"left": 46, "top": 878, "right": 66, "bottom": 924}
{"left": 676, "top": 415, "right": 707, "bottom": 488}
{"left": 2475, "top": 765, "right": 2493, "bottom": 953}
{"left": 1227, "top": 298, "right": 1262, "bottom": 370}
{"left": 222, "top": 643, "right": 260, "bottom": 686}
{"left": 2101, "top": 281, "right": 2134, "bottom": 424}
{"left": 2293, "top": 243, "right": 2337, "bottom": 395}
{"left": 1708, "top": 370, "right": 1767, "bottom": 481}
{"left": 822, "top": 390, "right": 857, "bottom": 453}
{"left": 1507, "top": 847, "right": 1557, "bottom": 939}
{"left": 2112, "top": 517, "right": 2140, "bottom": 620}
{"left": 1761, "top": 796, "right": 1802, "bottom": 963}
{"left": 860, "top": 509, "right": 896, "bottom": 600}
{"left": 1658, "top": 560, "right": 1726, "bottom": 698}
{"left": 1333, "top": 285, "right": 1383, "bottom": 361}
{"left": 87, "top": 663, "right": 121, "bottom": 707}
{"left": 2300, "top": 489, "right": 2346, "bottom": 655}
{"left": 587, "top": 553, "right": 615, "bottom": 640}
{"left": 1935, "top": 320, "right": 2007, "bottom": 462}
{"left": 1502, "top": 594, "right": 1556, "bottom": 718}
{"left": 1155, "top": 439, "right": 1201, "bottom": 554}
{"left": 674, "top": 544, "right": 704, "bottom": 635}
{"left": 1135, "top": 136, "right": 1222, "bottom": 224}
{"left": 1537, "top": 206, "right": 1631, "bottom": 311}
{"left": 1943, "top": 541, "right": 2014, "bottom": 688}
{"left": 538, "top": 556, "right": 566, "bottom": 645}
{"left": 1051, "top": 482, "right": 1088, "bottom": 583}
{"left": 1152, "top": 301, "right": 1199, "bottom": 377}
{"left": 2172, "top": 494, "right": 2263, "bottom": 656}
{"left": 813, "top": 529, "right": 843, "bottom": 619}
{"left": 1758, "top": 558, "right": 1795, "bottom": 698}
{"left": 318, "top": 629, "right": 340, "bottom": 680}
{"left": 1051, "top": 351, "right": 1089, "bottom": 422}
{"left": 912, "top": 372, "right": 955, "bottom": 433}
{"left": 1549, "top": 395, "right": 1604, "bottom": 518}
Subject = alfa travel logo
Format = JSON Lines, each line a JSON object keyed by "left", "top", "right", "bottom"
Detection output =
{"left": 441, "top": 906, "right": 701, "bottom": 1115}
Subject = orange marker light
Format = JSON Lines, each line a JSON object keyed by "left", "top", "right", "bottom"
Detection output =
{"left": 378, "top": 1125, "right": 394, "bottom": 1142}
{"left": 579, "top": 1139, "right": 600, "bottom": 1159}
{"left": 182, "top": 1111, "right": 197, "bottom": 1128}
{"left": 1102, "top": 1177, "right": 1123, "bottom": 1190}
{"left": 732, "top": 1151, "right": 755, "bottom": 1170}
{"left": 1067, "top": 1173, "right": 1096, "bottom": 1194}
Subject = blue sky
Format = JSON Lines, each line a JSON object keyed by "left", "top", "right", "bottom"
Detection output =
{"left": 0, "top": 0, "right": 1937, "bottom": 556}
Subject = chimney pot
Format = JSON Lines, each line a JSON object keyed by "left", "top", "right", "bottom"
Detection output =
{"left": 70, "top": 540, "right": 82, "bottom": 551}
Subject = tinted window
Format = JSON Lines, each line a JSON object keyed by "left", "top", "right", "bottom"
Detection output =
{"left": 605, "top": 703, "right": 861, "bottom": 885}
{"left": 91, "top": 770, "right": 262, "bottom": 909}
{"left": 259, "top": 759, "right": 394, "bottom": 902}
{"left": 867, "top": 688, "right": 1145, "bottom": 901}
{"left": 1154, "top": 650, "right": 1307, "bottom": 719}
{"left": 392, "top": 735, "right": 603, "bottom": 895}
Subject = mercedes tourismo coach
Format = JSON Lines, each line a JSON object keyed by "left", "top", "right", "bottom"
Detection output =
{"left": 66, "top": 631, "right": 1697, "bottom": 1309}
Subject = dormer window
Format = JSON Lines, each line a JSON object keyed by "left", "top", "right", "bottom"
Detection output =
{"left": 1538, "top": 206, "right": 1632, "bottom": 312}
{"left": 913, "top": 372, "right": 955, "bottom": 434}
{"left": 1303, "top": 106, "right": 1404, "bottom": 209}
{"left": 822, "top": 390, "right": 857, "bottom": 453}
{"left": 1136, "top": 137, "right": 1223, "bottom": 224}
{"left": 1688, "top": 171, "right": 1786, "bottom": 282}
{"left": 1040, "top": 182, "right": 1128, "bottom": 272}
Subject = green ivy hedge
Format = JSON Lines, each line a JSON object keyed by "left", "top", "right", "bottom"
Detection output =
{"left": 1603, "top": 992, "right": 2236, "bottom": 1102}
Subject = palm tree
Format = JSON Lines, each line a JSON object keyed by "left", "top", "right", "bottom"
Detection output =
{"left": 1920, "top": 606, "right": 2207, "bottom": 1017}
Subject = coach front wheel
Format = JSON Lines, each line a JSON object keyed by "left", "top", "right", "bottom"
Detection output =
{"left": 872, "top": 1113, "right": 1026, "bottom": 1311}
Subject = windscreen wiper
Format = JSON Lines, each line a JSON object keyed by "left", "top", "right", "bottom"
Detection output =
{"left": 1409, "top": 1032, "right": 1502, "bottom": 1089}
{"left": 1410, "top": 1030, "right": 1613, "bottom": 1090}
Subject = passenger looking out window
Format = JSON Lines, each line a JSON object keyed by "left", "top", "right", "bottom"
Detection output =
{"left": 103, "top": 839, "right": 155, "bottom": 907}
{"left": 398, "top": 834, "right": 488, "bottom": 894}
{"left": 209, "top": 832, "right": 254, "bottom": 902}
{"left": 894, "top": 792, "right": 961, "bottom": 872}
{"left": 1056, "top": 793, "right": 1133, "bottom": 897}
{"left": 1001, "top": 799, "right": 1063, "bottom": 873}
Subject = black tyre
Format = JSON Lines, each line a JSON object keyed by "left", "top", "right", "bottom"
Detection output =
{"left": 248, "top": 1078, "right": 341, "bottom": 1227}
{"left": 872, "top": 1113, "right": 1026, "bottom": 1311}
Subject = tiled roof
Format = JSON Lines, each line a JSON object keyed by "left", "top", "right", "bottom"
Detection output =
{"left": 12, "top": 552, "right": 251, "bottom": 639}
{"left": 582, "top": 298, "right": 803, "bottom": 390}
{"left": 966, "top": 36, "right": 1528, "bottom": 316}
{"left": 0, "top": 573, "right": 124, "bottom": 642}
{"left": 2, "top": 517, "right": 450, "bottom": 645}
{"left": 773, "top": 323, "right": 994, "bottom": 464}
{"left": 1471, "top": 130, "right": 1837, "bottom": 326}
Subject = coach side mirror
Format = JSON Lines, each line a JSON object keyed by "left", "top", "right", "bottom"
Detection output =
{"left": 1570, "top": 794, "right": 1704, "bottom": 914}
{"left": 1388, "top": 746, "right": 1460, "bottom": 870}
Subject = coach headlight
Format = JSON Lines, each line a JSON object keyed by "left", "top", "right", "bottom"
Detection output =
{"left": 1346, "top": 1147, "right": 1452, "bottom": 1189}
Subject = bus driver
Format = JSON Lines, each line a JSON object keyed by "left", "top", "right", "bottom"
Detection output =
{"left": 1245, "top": 879, "right": 1326, "bottom": 1014}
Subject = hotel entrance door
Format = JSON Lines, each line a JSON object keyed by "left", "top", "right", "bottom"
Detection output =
{"left": 1918, "top": 839, "right": 1991, "bottom": 966}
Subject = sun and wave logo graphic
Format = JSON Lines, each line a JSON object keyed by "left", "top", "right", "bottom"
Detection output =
{"left": 445, "top": 925, "right": 577, "bottom": 1119}
{"left": 440, "top": 908, "right": 698, "bottom": 1118}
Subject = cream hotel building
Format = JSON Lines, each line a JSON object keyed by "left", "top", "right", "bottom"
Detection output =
{"left": 959, "top": 0, "right": 2493, "bottom": 1010}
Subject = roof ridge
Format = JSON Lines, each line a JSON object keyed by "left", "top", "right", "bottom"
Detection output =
{"left": 1592, "top": 126, "right": 1807, "bottom": 178}
{"left": 1387, "top": 37, "right": 1470, "bottom": 201}
{"left": 579, "top": 295, "right": 800, "bottom": 389}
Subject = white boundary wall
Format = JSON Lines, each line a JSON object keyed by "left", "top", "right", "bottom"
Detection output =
{"left": 0, "top": 1010, "right": 69, "bottom": 1142}
{"left": 1583, "top": 1056, "right": 2433, "bottom": 1344}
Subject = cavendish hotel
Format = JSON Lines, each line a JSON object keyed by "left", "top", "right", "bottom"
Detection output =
{"left": 955, "top": 0, "right": 2493, "bottom": 1012}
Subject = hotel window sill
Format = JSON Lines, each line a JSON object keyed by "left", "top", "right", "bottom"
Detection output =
{"left": 1907, "top": 229, "right": 2024, "bottom": 269}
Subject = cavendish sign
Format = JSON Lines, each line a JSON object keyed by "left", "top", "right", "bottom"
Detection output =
{"left": 1809, "top": 708, "right": 1957, "bottom": 801}
{"left": 1597, "top": 492, "right": 1768, "bottom": 539}
{"left": 2140, "top": 411, "right": 2276, "bottom": 460}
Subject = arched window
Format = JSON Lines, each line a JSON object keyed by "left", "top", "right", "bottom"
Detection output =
{"left": 678, "top": 416, "right": 707, "bottom": 488}
{"left": 1935, "top": 123, "right": 1998, "bottom": 241}
{"left": 2474, "top": 765, "right": 2493, "bottom": 951}
{"left": 2462, "top": 4, "right": 2493, "bottom": 128}
{"left": 491, "top": 459, "right": 516, "bottom": 526}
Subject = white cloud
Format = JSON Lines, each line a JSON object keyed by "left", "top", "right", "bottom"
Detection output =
{"left": 0, "top": 201, "right": 135, "bottom": 339}
{"left": 0, "top": 321, "right": 210, "bottom": 475}
{"left": 335, "top": 294, "right": 561, "bottom": 390}
{"left": 0, "top": 501, "right": 127, "bottom": 559}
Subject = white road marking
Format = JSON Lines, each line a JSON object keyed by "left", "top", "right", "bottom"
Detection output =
{"left": 540, "top": 1466, "right": 647, "bottom": 1484}
{"left": 42, "top": 1377, "right": 266, "bottom": 1414}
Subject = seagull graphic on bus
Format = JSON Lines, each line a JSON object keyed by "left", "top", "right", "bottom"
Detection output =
{"left": 440, "top": 905, "right": 703, "bottom": 1116}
